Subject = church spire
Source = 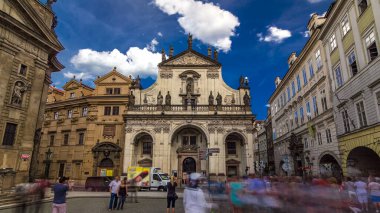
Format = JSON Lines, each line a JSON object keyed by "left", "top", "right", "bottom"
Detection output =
{"left": 187, "top": 33, "right": 193, "bottom": 49}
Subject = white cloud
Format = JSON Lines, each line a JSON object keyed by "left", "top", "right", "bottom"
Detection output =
{"left": 157, "top": 32, "right": 163, "bottom": 37}
{"left": 147, "top": 38, "right": 159, "bottom": 51}
{"left": 257, "top": 26, "right": 292, "bottom": 43}
{"left": 68, "top": 46, "right": 162, "bottom": 79}
{"left": 302, "top": 31, "right": 310, "bottom": 38}
{"left": 153, "top": 0, "right": 240, "bottom": 52}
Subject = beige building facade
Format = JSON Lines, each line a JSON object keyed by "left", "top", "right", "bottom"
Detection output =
{"left": 36, "top": 69, "right": 131, "bottom": 184}
{"left": 123, "top": 36, "right": 255, "bottom": 182}
{"left": 269, "top": 14, "right": 341, "bottom": 178}
{"left": 0, "top": 0, "right": 63, "bottom": 189}
{"left": 320, "top": 0, "right": 380, "bottom": 177}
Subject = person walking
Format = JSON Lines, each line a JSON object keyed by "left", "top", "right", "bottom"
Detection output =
{"left": 108, "top": 176, "right": 121, "bottom": 211}
{"left": 354, "top": 177, "right": 369, "bottom": 212}
{"left": 52, "top": 177, "right": 69, "bottom": 213}
{"left": 167, "top": 176, "right": 178, "bottom": 213}
{"left": 129, "top": 178, "right": 139, "bottom": 203}
{"left": 368, "top": 176, "right": 380, "bottom": 213}
{"left": 183, "top": 173, "right": 216, "bottom": 213}
{"left": 117, "top": 177, "right": 128, "bottom": 210}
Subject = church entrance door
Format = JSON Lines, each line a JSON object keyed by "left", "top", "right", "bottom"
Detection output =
{"left": 183, "top": 157, "right": 196, "bottom": 173}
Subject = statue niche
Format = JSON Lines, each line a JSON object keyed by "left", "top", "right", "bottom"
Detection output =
{"left": 186, "top": 78, "right": 194, "bottom": 94}
{"left": 11, "top": 81, "right": 28, "bottom": 106}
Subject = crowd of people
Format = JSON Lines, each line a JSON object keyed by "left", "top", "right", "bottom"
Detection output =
{"left": 222, "top": 175, "right": 380, "bottom": 213}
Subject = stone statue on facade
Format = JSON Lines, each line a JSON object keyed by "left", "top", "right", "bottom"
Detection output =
{"left": 129, "top": 91, "right": 135, "bottom": 106}
{"left": 46, "top": 0, "right": 57, "bottom": 7}
{"left": 243, "top": 91, "right": 250, "bottom": 106}
{"left": 157, "top": 91, "right": 163, "bottom": 105}
{"left": 239, "top": 76, "right": 244, "bottom": 88}
{"left": 165, "top": 91, "right": 171, "bottom": 105}
{"left": 216, "top": 92, "right": 222, "bottom": 106}
{"left": 186, "top": 81, "right": 192, "bottom": 94}
{"left": 208, "top": 91, "right": 214, "bottom": 106}
{"left": 11, "top": 81, "right": 28, "bottom": 106}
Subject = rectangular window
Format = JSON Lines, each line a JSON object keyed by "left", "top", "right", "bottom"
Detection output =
{"left": 142, "top": 142, "right": 152, "bottom": 155}
{"left": 348, "top": 51, "right": 358, "bottom": 76}
{"left": 63, "top": 134, "right": 69, "bottom": 145}
{"left": 317, "top": 132, "right": 322, "bottom": 145}
{"left": 306, "top": 102, "right": 311, "bottom": 120}
{"left": 308, "top": 60, "right": 314, "bottom": 78}
{"left": 67, "top": 109, "right": 73, "bottom": 119}
{"left": 341, "top": 15, "right": 351, "bottom": 36}
{"left": 342, "top": 110, "right": 351, "bottom": 133}
{"left": 58, "top": 163, "right": 65, "bottom": 177}
{"left": 294, "top": 111, "right": 298, "bottom": 126}
{"left": 227, "top": 142, "right": 236, "bottom": 155}
{"left": 292, "top": 81, "right": 296, "bottom": 97}
{"left": 330, "top": 34, "right": 337, "bottom": 51}
{"left": 326, "top": 129, "right": 332, "bottom": 143}
{"left": 302, "top": 68, "right": 308, "bottom": 85}
{"left": 70, "top": 92, "right": 75, "bottom": 99}
{"left": 300, "top": 107, "right": 304, "bottom": 124}
{"left": 321, "top": 90, "right": 328, "bottom": 112}
{"left": 304, "top": 138, "right": 308, "bottom": 149}
{"left": 365, "top": 31, "right": 378, "bottom": 61}
{"left": 296, "top": 75, "right": 301, "bottom": 91}
{"left": 82, "top": 107, "right": 88, "bottom": 117}
{"left": 313, "top": 96, "right": 319, "bottom": 116}
{"left": 2, "top": 123, "right": 17, "bottom": 146}
{"left": 54, "top": 112, "right": 59, "bottom": 120}
{"left": 114, "top": 88, "right": 121, "bottom": 94}
{"left": 50, "top": 135, "right": 55, "bottom": 146}
{"left": 104, "top": 106, "right": 111, "bottom": 115}
{"left": 316, "top": 50, "right": 322, "bottom": 70}
{"left": 78, "top": 132, "right": 85, "bottom": 145}
{"left": 106, "top": 88, "right": 113, "bottom": 95}
{"left": 19, "top": 64, "right": 27, "bottom": 76}
{"left": 356, "top": 101, "right": 368, "bottom": 127}
{"left": 358, "top": 0, "right": 368, "bottom": 15}
{"left": 335, "top": 66, "right": 344, "bottom": 88}
{"left": 112, "top": 106, "right": 119, "bottom": 115}
{"left": 287, "top": 87, "right": 291, "bottom": 102}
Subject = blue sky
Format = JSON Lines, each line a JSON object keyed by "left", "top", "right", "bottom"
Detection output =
{"left": 50, "top": 0, "right": 333, "bottom": 120}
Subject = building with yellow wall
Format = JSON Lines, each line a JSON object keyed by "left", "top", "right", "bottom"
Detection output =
{"left": 36, "top": 68, "right": 131, "bottom": 184}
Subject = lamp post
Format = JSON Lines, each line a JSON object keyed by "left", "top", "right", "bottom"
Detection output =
{"left": 44, "top": 148, "right": 53, "bottom": 179}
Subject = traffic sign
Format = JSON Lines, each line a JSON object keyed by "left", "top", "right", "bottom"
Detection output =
{"left": 208, "top": 148, "right": 220, "bottom": 153}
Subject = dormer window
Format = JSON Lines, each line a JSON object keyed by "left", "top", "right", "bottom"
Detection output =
{"left": 358, "top": 0, "right": 368, "bottom": 15}
{"left": 70, "top": 92, "right": 75, "bottom": 98}
{"left": 114, "top": 88, "right": 121, "bottom": 94}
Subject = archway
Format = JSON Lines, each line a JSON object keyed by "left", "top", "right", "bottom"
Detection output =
{"left": 347, "top": 147, "right": 380, "bottom": 176}
{"left": 132, "top": 132, "right": 154, "bottom": 167}
{"left": 92, "top": 142, "right": 122, "bottom": 177}
{"left": 319, "top": 154, "right": 342, "bottom": 179}
{"left": 225, "top": 132, "right": 245, "bottom": 177}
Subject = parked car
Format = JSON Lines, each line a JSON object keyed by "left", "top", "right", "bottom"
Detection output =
{"left": 85, "top": 176, "right": 112, "bottom": 192}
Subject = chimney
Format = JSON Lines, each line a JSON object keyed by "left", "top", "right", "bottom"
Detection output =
{"left": 161, "top": 48, "right": 166, "bottom": 61}
{"left": 207, "top": 47, "right": 212, "bottom": 57}
{"left": 169, "top": 46, "right": 174, "bottom": 58}
{"left": 213, "top": 50, "right": 218, "bottom": 61}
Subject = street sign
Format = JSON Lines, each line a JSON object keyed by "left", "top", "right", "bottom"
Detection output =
{"left": 208, "top": 148, "right": 220, "bottom": 153}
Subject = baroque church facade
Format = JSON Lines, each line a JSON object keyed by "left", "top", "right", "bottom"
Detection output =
{"left": 123, "top": 36, "right": 255, "bottom": 182}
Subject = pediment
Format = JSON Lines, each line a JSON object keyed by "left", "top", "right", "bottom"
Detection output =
{"left": 94, "top": 69, "right": 132, "bottom": 84}
{"left": 160, "top": 50, "right": 220, "bottom": 67}
{"left": 3, "top": 0, "right": 63, "bottom": 51}
{"left": 63, "top": 80, "right": 81, "bottom": 90}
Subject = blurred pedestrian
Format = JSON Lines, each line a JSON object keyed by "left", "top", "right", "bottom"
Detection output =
{"left": 52, "top": 177, "right": 69, "bottom": 213}
{"left": 368, "top": 176, "right": 380, "bottom": 213}
{"left": 117, "top": 177, "right": 128, "bottom": 210}
{"left": 354, "top": 177, "right": 368, "bottom": 212}
{"left": 167, "top": 176, "right": 178, "bottom": 213}
{"left": 129, "top": 178, "right": 139, "bottom": 203}
{"left": 108, "top": 175, "right": 121, "bottom": 211}
{"left": 183, "top": 173, "right": 216, "bottom": 213}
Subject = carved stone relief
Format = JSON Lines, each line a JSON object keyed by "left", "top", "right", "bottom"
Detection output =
{"left": 166, "top": 53, "right": 212, "bottom": 66}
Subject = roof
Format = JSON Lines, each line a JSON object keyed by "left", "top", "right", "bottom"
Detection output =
{"left": 94, "top": 67, "right": 132, "bottom": 84}
{"left": 62, "top": 79, "right": 94, "bottom": 91}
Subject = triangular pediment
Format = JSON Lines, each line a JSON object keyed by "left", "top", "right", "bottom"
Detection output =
{"left": 160, "top": 50, "right": 220, "bottom": 67}
{"left": 62, "top": 80, "right": 94, "bottom": 91}
{"left": 3, "top": 0, "right": 64, "bottom": 51}
{"left": 94, "top": 69, "right": 132, "bottom": 84}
